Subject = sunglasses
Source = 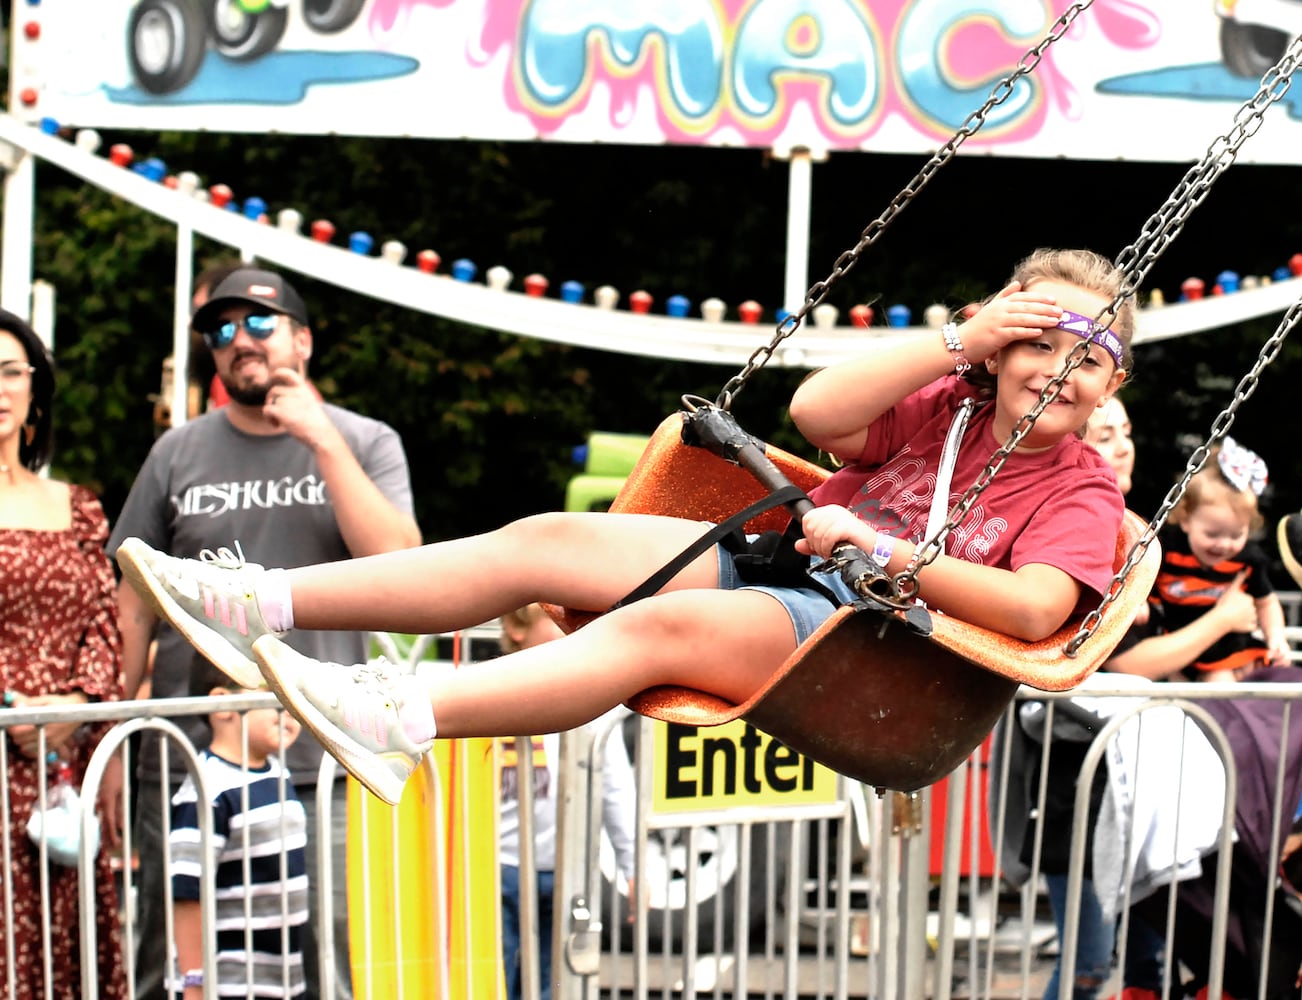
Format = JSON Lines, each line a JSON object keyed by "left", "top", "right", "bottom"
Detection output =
{"left": 201, "top": 313, "right": 281, "bottom": 350}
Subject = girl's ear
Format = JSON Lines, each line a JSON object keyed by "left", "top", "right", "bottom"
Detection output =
{"left": 985, "top": 357, "right": 999, "bottom": 374}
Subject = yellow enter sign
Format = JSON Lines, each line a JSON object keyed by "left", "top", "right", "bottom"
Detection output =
{"left": 652, "top": 720, "right": 838, "bottom": 813}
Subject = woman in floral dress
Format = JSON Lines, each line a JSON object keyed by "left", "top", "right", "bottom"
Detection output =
{"left": 0, "top": 309, "right": 125, "bottom": 998}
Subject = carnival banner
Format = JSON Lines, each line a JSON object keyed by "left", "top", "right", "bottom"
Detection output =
{"left": 10, "top": 0, "right": 1302, "bottom": 162}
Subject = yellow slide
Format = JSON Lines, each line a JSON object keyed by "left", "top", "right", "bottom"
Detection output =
{"left": 347, "top": 738, "right": 502, "bottom": 999}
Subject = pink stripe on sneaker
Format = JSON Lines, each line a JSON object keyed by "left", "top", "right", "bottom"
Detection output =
{"left": 203, "top": 587, "right": 216, "bottom": 620}
{"left": 234, "top": 603, "right": 248, "bottom": 637}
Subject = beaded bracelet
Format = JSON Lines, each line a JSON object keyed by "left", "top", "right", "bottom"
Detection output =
{"left": 182, "top": 970, "right": 204, "bottom": 989}
{"left": 941, "top": 322, "right": 970, "bottom": 375}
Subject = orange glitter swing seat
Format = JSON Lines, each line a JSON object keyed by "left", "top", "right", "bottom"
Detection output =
{"left": 550, "top": 414, "right": 1160, "bottom": 792}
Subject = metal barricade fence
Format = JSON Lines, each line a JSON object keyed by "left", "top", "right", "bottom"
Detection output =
{"left": 6, "top": 628, "right": 1302, "bottom": 1000}
{"left": 933, "top": 679, "right": 1302, "bottom": 1000}
{"left": 0, "top": 689, "right": 333, "bottom": 1000}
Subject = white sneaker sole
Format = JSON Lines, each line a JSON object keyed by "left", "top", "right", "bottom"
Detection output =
{"left": 117, "top": 538, "right": 266, "bottom": 691}
{"left": 252, "top": 634, "right": 413, "bottom": 806}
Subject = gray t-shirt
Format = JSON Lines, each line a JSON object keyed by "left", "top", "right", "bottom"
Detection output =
{"left": 108, "top": 405, "right": 416, "bottom": 785}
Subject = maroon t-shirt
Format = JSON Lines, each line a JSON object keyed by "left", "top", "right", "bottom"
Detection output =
{"left": 809, "top": 376, "right": 1124, "bottom": 605}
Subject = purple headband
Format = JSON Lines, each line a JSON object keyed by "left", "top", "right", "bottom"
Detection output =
{"left": 1056, "top": 309, "right": 1126, "bottom": 368}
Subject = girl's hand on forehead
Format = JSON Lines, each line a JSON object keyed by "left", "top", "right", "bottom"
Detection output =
{"left": 961, "top": 281, "right": 1065, "bottom": 362}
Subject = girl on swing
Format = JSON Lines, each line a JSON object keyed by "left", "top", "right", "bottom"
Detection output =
{"left": 118, "top": 248, "right": 1133, "bottom": 805}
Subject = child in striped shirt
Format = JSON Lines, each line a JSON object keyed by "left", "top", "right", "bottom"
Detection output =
{"left": 168, "top": 663, "right": 308, "bottom": 998}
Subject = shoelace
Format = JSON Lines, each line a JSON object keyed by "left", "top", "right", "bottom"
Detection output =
{"left": 371, "top": 658, "right": 416, "bottom": 683}
{"left": 197, "top": 540, "right": 249, "bottom": 570}
{"left": 330, "top": 661, "right": 432, "bottom": 750}
{"left": 346, "top": 661, "right": 401, "bottom": 693}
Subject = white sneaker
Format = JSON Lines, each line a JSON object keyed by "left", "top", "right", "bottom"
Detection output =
{"left": 252, "top": 635, "right": 435, "bottom": 805}
{"left": 116, "top": 537, "right": 280, "bottom": 690}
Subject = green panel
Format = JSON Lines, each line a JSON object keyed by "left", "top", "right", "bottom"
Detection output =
{"left": 565, "top": 474, "right": 629, "bottom": 513}
{"left": 583, "top": 432, "right": 650, "bottom": 477}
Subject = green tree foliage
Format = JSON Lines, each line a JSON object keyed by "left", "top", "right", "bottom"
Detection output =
{"left": 31, "top": 177, "right": 180, "bottom": 512}
{"left": 18, "top": 130, "right": 821, "bottom": 540}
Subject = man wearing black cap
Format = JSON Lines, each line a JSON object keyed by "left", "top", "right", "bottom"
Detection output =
{"left": 104, "top": 265, "right": 422, "bottom": 1000}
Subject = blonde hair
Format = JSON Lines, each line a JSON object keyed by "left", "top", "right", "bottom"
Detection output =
{"left": 499, "top": 603, "right": 548, "bottom": 654}
{"left": 964, "top": 248, "right": 1135, "bottom": 397}
{"left": 1010, "top": 248, "right": 1136, "bottom": 370}
{"left": 1168, "top": 446, "right": 1264, "bottom": 532}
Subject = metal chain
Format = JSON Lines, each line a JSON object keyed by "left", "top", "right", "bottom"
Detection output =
{"left": 892, "top": 36, "right": 1302, "bottom": 623}
{"left": 713, "top": 0, "right": 1098, "bottom": 411}
{"left": 704, "top": 11, "right": 1300, "bottom": 650}
{"left": 1065, "top": 295, "right": 1302, "bottom": 652}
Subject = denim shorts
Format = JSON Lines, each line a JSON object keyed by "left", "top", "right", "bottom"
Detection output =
{"left": 715, "top": 537, "right": 859, "bottom": 645}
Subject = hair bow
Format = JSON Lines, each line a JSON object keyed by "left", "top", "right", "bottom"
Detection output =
{"left": 1217, "top": 436, "right": 1268, "bottom": 496}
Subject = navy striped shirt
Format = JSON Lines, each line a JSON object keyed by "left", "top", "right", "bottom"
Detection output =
{"left": 170, "top": 749, "right": 308, "bottom": 998}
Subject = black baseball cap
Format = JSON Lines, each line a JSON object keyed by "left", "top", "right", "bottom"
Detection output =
{"left": 191, "top": 267, "right": 309, "bottom": 332}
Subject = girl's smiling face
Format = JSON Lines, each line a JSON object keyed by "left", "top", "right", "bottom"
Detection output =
{"left": 1181, "top": 500, "right": 1252, "bottom": 568}
{"left": 989, "top": 279, "right": 1127, "bottom": 450}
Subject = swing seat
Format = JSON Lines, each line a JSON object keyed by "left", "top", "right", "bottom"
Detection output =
{"left": 551, "top": 414, "right": 1160, "bottom": 792}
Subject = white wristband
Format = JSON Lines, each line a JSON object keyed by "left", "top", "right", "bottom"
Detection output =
{"left": 941, "top": 322, "right": 970, "bottom": 376}
{"left": 871, "top": 533, "right": 896, "bottom": 569}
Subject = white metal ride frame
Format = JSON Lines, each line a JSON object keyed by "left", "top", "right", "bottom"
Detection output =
{"left": 0, "top": 110, "right": 1300, "bottom": 427}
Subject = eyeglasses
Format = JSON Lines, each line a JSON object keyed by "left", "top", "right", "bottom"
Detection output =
{"left": 0, "top": 363, "right": 34, "bottom": 389}
{"left": 201, "top": 313, "right": 281, "bottom": 350}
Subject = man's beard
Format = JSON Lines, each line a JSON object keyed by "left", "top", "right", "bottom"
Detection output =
{"left": 220, "top": 375, "right": 269, "bottom": 407}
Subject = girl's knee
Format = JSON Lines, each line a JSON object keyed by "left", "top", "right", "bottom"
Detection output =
{"left": 508, "top": 510, "right": 564, "bottom": 533}
{"left": 500, "top": 510, "right": 582, "bottom": 547}
{"left": 601, "top": 593, "right": 717, "bottom": 649}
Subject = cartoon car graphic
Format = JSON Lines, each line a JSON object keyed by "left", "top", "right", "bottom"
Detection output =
{"left": 127, "top": 0, "right": 367, "bottom": 95}
{"left": 1215, "top": 0, "right": 1302, "bottom": 77}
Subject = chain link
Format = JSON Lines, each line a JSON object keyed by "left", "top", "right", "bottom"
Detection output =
{"left": 897, "top": 35, "right": 1302, "bottom": 641}
{"left": 709, "top": 14, "right": 1300, "bottom": 652}
{"left": 1064, "top": 294, "right": 1302, "bottom": 652}
{"left": 713, "top": 0, "right": 1097, "bottom": 411}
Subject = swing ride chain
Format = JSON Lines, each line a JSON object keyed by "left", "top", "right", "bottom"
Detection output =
{"left": 1068, "top": 296, "right": 1302, "bottom": 652}
{"left": 891, "top": 35, "right": 1302, "bottom": 626}
{"left": 713, "top": 0, "right": 1098, "bottom": 412}
{"left": 703, "top": 7, "right": 1299, "bottom": 629}
{"left": 1062, "top": 37, "right": 1302, "bottom": 651}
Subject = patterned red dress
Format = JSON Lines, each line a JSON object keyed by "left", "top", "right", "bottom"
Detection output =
{"left": 0, "top": 484, "right": 125, "bottom": 999}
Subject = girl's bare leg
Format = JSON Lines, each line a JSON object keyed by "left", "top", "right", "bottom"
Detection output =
{"left": 249, "top": 585, "right": 800, "bottom": 804}
{"left": 419, "top": 587, "right": 799, "bottom": 737}
{"left": 287, "top": 512, "right": 718, "bottom": 635}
